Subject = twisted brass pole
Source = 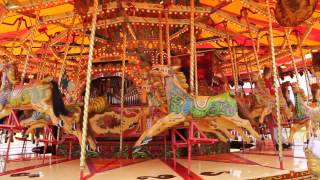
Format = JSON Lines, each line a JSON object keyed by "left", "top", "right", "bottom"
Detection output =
{"left": 266, "top": 0, "right": 283, "bottom": 169}
{"left": 165, "top": 9, "right": 171, "bottom": 65}
{"left": 190, "top": 0, "right": 195, "bottom": 95}
{"left": 79, "top": 0, "right": 99, "bottom": 170}
{"left": 120, "top": 28, "right": 127, "bottom": 153}
{"left": 159, "top": 13, "right": 164, "bottom": 65}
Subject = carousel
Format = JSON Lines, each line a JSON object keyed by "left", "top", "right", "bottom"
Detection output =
{"left": 0, "top": 0, "right": 319, "bottom": 179}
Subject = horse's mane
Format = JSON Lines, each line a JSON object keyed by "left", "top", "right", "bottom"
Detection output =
{"left": 149, "top": 75, "right": 166, "bottom": 102}
{"left": 148, "top": 68, "right": 189, "bottom": 101}
{"left": 292, "top": 84, "right": 307, "bottom": 101}
{"left": 174, "top": 71, "right": 189, "bottom": 91}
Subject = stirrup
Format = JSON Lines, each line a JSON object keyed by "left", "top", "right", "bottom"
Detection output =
{"left": 133, "top": 146, "right": 142, "bottom": 153}
{"left": 71, "top": 123, "right": 76, "bottom": 131}
{"left": 141, "top": 136, "right": 152, "bottom": 146}
{"left": 57, "top": 120, "right": 64, "bottom": 127}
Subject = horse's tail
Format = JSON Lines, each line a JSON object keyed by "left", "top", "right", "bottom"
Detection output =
{"left": 50, "top": 80, "right": 69, "bottom": 117}
{"left": 88, "top": 96, "right": 109, "bottom": 114}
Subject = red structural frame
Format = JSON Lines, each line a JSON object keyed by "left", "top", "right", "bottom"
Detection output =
{"left": 36, "top": 125, "right": 63, "bottom": 163}
{"left": 171, "top": 120, "right": 218, "bottom": 174}
{"left": 0, "top": 111, "right": 26, "bottom": 162}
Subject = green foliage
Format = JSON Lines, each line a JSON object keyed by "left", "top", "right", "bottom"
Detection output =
{"left": 111, "top": 145, "right": 129, "bottom": 159}
{"left": 133, "top": 147, "right": 153, "bottom": 159}
{"left": 57, "top": 144, "right": 101, "bottom": 158}
{"left": 161, "top": 148, "right": 182, "bottom": 158}
{"left": 57, "top": 144, "right": 68, "bottom": 156}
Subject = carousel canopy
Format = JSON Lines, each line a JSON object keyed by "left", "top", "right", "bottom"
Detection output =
{"left": 0, "top": 0, "right": 318, "bottom": 80}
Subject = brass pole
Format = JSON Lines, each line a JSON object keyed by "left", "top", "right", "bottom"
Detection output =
{"left": 190, "top": 0, "right": 195, "bottom": 94}
{"left": 165, "top": 9, "right": 171, "bottom": 65}
{"left": 159, "top": 12, "right": 164, "bottom": 65}
{"left": 79, "top": 0, "right": 99, "bottom": 170}
{"left": 266, "top": 0, "right": 283, "bottom": 170}
{"left": 120, "top": 28, "right": 127, "bottom": 153}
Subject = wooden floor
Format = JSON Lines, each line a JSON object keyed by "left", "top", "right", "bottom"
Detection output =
{"left": 0, "top": 131, "right": 317, "bottom": 180}
{"left": 0, "top": 146, "right": 315, "bottom": 180}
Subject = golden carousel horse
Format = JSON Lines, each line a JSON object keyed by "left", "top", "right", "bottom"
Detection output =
{"left": 134, "top": 65, "right": 260, "bottom": 149}
{"left": 0, "top": 60, "right": 99, "bottom": 150}
{"left": 248, "top": 72, "right": 293, "bottom": 125}
{"left": 0, "top": 62, "right": 64, "bottom": 123}
{"left": 18, "top": 96, "right": 111, "bottom": 151}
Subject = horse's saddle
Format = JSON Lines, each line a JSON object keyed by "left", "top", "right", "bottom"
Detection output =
{"left": 194, "top": 96, "right": 211, "bottom": 109}
{"left": 275, "top": 0, "right": 318, "bottom": 27}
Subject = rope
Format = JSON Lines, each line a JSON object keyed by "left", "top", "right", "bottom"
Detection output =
{"left": 120, "top": 28, "right": 127, "bottom": 153}
{"left": 244, "top": 10, "right": 261, "bottom": 77}
{"left": 159, "top": 13, "right": 164, "bottom": 65}
{"left": 75, "top": 27, "right": 86, "bottom": 102}
{"left": 21, "top": 10, "right": 41, "bottom": 84}
{"left": 79, "top": 0, "right": 99, "bottom": 169}
{"left": 58, "top": 15, "right": 77, "bottom": 85}
{"left": 242, "top": 47, "right": 253, "bottom": 92}
{"left": 190, "top": 0, "right": 195, "bottom": 95}
{"left": 195, "top": 47, "right": 198, "bottom": 96}
{"left": 284, "top": 29, "right": 300, "bottom": 85}
{"left": 297, "top": 33, "right": 311, "bottom": 102}
{"left": 37, "top": 43, "right": 49, "bottom": 80}
{"left": 227, "top": 36, "right": 237, "bottom": 93}
{"left": 233, "top": 41, "right": 239, "bottom": 93}
{"left": 165, "top": 9, "right": 171, "bottom": 65}
{"left": 266, "top": 0, "right": 283, "bottom": 169}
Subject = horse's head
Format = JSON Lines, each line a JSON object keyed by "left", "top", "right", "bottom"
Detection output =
{"left": 251, "top": 72, "right": 260, "bottom": 82}
{"left": 291, "top": 83, "right": 308, "bottom": 101}
{"left": 151, "top": 65, "right": 179, "bottom": 77}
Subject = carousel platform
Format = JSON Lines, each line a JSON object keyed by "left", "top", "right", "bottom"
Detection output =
{"left": 0, "top": 131, "right": 316, "bottom": 180}
{"left": 0, "top": 145, "right": 316, "bottom": 180}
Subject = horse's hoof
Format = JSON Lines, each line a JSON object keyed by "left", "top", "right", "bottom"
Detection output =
{"left": 86, "top": 144, "right": 90, "bottom": 151}
{"left": 96, "top": 146, "right": 101, "bottom": 153}
{"left": 71, "top": 123, "right": 76, "bottom": 131}
{"left": 258, "top": 124, "right": 264, "bottom": 129}
{"left": 58, "top": 120, "right": 64, "bottom": 127}
{"left": 141, "top": 136, "right": 152, "bottom": 146}
{"left": 133, "top": 146, "right": 142, "bottom": 153}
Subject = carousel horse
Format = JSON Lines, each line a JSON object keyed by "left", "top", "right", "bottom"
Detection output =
{"left": 291, "top": 83, "right": 320, "bottom": 123}
{"left": 142, "top": 75, "right": 236, "bottom": 142}
{"left": 145, "top": 72, "right": 256, "bottom": 143}
{"left": 20, "top": 111, "right": 49, "bottom": 136}
{"left": 248, "top": 72, "right": 293, "bottom": 125}
{"left": 0, "top": 61, "right": 66, "bottom": 124}
{"left": 19, "top": 96, "right": 110, "bottom": 151}
{"left": 275, "top": 0, "right": 318, "bottom": 27}
{"left": 288, "top": 83, "right": 320, "bottom": 144}
{"left": 134, "top": 65, "right": 260, "bottom": 148}
{"left": 0, "top": 60, "right": 102, "bottom": 150}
